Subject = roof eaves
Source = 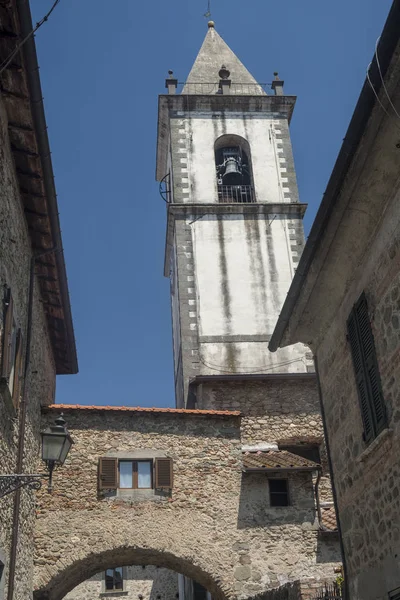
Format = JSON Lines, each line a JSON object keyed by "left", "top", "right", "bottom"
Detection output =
{"left": 269, "top": 0, "right": 400, "bottom": 352}
{"left": 16, "top": 0, "right": 78, "bottom": 374}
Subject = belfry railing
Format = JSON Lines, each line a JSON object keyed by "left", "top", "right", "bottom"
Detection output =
{"left": 217, "top": 185, "right": 255, "bottom": 203}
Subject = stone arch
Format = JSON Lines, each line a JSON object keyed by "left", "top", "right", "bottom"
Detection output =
{"left": 33, "top": 512, "right": 237, "bottom": 600}
{"left": 214, "top": 134, "right": 255, "bottom": 202}
{"left": 33, "top": 545, "right": 233, "bottom": 600}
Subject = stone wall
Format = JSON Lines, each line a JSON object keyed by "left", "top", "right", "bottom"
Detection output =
{"left": 197, "top": 377, "right": 333, "bottom": 504}
{"left": 0, "top": 93, "right": 57, "bottom": 599}
{"left": 63, "top": 566, "right": 178, "bottom": 600}
{"left": 315, "top": 186, "right": 400, "bottom": 596}
{"left": 34, "top": 408, "right": 340, "bottom": 600}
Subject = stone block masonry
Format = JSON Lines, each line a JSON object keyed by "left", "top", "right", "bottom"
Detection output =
{"left": 34, "top": 406, "right": 340, "bottom": 600}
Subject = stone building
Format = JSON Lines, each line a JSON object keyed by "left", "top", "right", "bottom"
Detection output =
{"left": 0, "top": 1, "right": 77, "bottom": 599}
{"left": 34, "top": 405, "right": 339, "bottom": 600}
{"left": 63, "top": 566, "right": 179, "bottom": 600}
{"left": 35, "top": 21, "right": 341, "bottom": 600}
{"left": 269, "top": 1, "right": 400, "bottom": 599}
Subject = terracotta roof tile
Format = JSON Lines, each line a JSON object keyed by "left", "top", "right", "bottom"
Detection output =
{"left": 321, "top": 506, "right": 338, "bottom": 531}
{"left": 242, "top": 450, "right": 320, "bottom": 471}
{"left": 44, "top": 404, "right": 241, "bottom": 417}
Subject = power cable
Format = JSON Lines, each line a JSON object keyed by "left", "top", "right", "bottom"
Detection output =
{"left": 374, "top": 36, "right": 400, "bottom": 120}
{"left": 0, "top": 0, "right": 61, "bottom": 77}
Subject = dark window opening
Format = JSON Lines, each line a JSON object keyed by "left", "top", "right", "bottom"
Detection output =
{"left": 193, "top": 581, "right": 208, "bottom": 600}
{"left": 215, "top": 146, "right": 253, "bottom": 203}
{"left": 0, "top": 560, "right": 4, "bottom": 581}
{"left": 105, "top": 567, "right": 123, "bottom": 591}
{"left": 279, "top": 444, "right": 320, "bottom": 465}
{"left": 269, "top": 479, "right": 289, "bottom": 507}
{"left": 347, "top": 293, "right": 387, "bottom": 444}
{"left": 389, "top": 588, "right": 400, "bottom": 600}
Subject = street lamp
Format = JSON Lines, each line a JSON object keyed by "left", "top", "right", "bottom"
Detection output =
{"left": 0, "top": 414, "right": 73, "bottom": 498}
{"left": 41, "top": 413, "right": 73, "bottom": 492}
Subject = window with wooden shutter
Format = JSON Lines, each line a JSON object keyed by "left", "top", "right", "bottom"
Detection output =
{"left": 347, "top": 293, "right": 387, "bottom": 443}
{"left": 1, "top": 288, "right": 14, "bottom": 380}
{"left": 155, "top": 457, "right": 173, "bottom": 489}
{"left": 99, "top": 457, "right": 118, "bottom": 490}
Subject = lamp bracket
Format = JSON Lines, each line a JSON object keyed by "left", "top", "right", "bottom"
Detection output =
{"left": 0, "top": 474, "right": 43, "bottom": 499}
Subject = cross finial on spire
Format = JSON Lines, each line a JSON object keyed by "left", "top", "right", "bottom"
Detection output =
{"left": 204, "top": 0, "right": 211, "bottom": 19}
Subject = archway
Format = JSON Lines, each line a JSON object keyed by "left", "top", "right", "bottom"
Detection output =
{"left": 33, "top": 546, "right": 234, "bottom": 600}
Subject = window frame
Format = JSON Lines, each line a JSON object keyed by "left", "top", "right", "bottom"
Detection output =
{"left": 268, "top": 478, "right": 290, "bottom": 507}
{"left": 118, "top": 459, "right": 153, "bottom": 490}
{"left": 104, "top": 566, "right": 124, "bottom": 591}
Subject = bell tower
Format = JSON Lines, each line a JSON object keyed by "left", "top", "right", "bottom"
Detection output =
{"left": 156, "top": 22, "right": 312, "bottom": 407}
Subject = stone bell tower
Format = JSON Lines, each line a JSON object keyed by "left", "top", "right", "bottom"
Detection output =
{"left": 156, "top": 21, "right": 313, "bottom": 407}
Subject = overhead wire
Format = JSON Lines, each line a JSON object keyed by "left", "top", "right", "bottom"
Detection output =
{"left": 366, "top": 37, "right": 400, "bottom": 132}
{"left": 0, "top": 0, "right": 61, "bottom": 77}
{"left": 374, "top": 36, "right": 400, "bottom": 120}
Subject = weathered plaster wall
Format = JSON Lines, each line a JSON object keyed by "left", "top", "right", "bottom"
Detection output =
{"left": 63, "top": 566, "right": 178, "bottom": 600}
{"left": 34, "top": 409, "right": 340, "bottom": 600}
{"left": 169, "top": 113, "right": 298, "bottom": 205}
{"left": 0, "top": 94, "right": 56, "bottom": 599}
{"left": 315, "top": 185, "right": 400, "bottom": 599}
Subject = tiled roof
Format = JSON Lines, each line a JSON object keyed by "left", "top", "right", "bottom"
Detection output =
{"left": 44, "top": 404, "right": 241, "bottom": 417}
{"left": 242, "top": 450, "right": 320, "bottom": 471}
{"left": 320, "top": 506, "right": 338, "bottom": 531}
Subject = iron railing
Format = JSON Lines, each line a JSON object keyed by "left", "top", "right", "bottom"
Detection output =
{"left": 312, "top": 583, "right": 344, "bottom": 600}
{"left": 178, "top": 82, "right": 269, "bottom": 95}
{"left": 217, "top": 185, "right": 255, "bottom": 203}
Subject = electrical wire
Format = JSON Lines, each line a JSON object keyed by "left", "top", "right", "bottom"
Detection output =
{"left": 366, "top": 65, "right": 400, "bottom": 133}
{"left": 375, "top": 36, "right": 400, "bottom": 120}
{"left": 0, "top": 0, "right": 61, "bottom": 77}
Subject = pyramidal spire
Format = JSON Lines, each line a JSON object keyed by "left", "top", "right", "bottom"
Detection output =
{"left": 182, "top": 22, "right": 266, "bottom": 95}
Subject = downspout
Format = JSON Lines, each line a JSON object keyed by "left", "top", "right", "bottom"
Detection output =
{"left": 314, "top": 468, "right": 322, "bottom": 527}
{"left": 314, "top": 355, "right": 349, "bottom": 598}
{"left": 7, "top": 248, "right": 57, "bottom": 600}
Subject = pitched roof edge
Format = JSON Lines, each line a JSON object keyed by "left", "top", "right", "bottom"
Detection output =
{"left": 16, "top": 0, "right": 78, "bottom": 373}
{"left": 43, "top": 404, "right": 241, "bottom": 417}
{"left": 269, "top": 0, "right": 400, "bottom": 352}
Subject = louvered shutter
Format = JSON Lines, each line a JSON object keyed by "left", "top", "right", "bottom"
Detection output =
{"left": 155, "top": 457, "right": 173, "bottom": 489}
{"left": 99, "top": 457, "right": 118, "bottom": 490}
{"left": 355, "top": 294, "right": 386, "bottom": 434}
{"left": 347, "top": 310, "right": 374, "bottom": 443}
{"left": 1, "top": 290, "right": 13, "bottom": 380}
{"left": 12, "top": 329, "right": 23, "bottom": 409}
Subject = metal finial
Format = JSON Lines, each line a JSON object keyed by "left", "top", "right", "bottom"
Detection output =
{"left": 168, "top": 70, "right": 173, "bottom": 77}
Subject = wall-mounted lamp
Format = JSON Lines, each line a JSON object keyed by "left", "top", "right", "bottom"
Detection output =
{"left": 0, "top": 414, "right": 73, "bottom": 498}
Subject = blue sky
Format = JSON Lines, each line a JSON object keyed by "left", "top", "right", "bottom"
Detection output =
{"left": 30, "top": 0, "right": 392, "bottom": 407}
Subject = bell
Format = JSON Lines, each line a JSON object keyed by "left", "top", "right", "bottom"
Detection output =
{"left": 223, "top": 157, "right": 242, "bottom": 185}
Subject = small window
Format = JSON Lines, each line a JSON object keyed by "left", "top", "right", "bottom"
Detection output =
{"left": 105, "top": 567, "right": 123, "bottom": 591}
{"left": 269, "top": 479, "right": 289, "bottom": 507}
{"left": 119, "top": 460, "right": 153, "bottom": 489}
{"left": 0, "top": 560, "right": 4, "bottom": 581}
{"left": 98, "top": 457, "right": 173, "bottom": 492}
{"left": 1, "top": 289, "right": 23, "bottom": 409}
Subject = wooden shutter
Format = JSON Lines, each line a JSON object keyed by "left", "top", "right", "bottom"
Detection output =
{"left": 347, "top": 294, "right": 386, "bottom": 443}
{"left": 12, "top": 329, "right": 23, "bottom": 408}
{"left": 347, "top": 310, "right": 374, "bottom": 443}
{"left": 99, "top": 457, "right": 118, "bottom": 490}
{"left": 355, "top": 295, "right": 386, "bottom": 434}
{"left": 155, "top": 457, "right": 173, "bottom": 489}
{"left": 1, "top": 289, "right": 13, "bottom": 380}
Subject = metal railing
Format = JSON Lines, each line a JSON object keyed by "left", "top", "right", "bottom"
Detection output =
{"left": 312, "top": 583, "right": 344, "bottom": 600}
{"left": 178, "top": 82, "right": 269, "bottom": 95}
{"left": 217, "top": 185, "right": 255, "bottom": 203}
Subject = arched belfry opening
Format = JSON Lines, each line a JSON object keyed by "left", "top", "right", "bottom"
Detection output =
{"left": 214, "top": 135, "right": 254, "bottom": 203}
